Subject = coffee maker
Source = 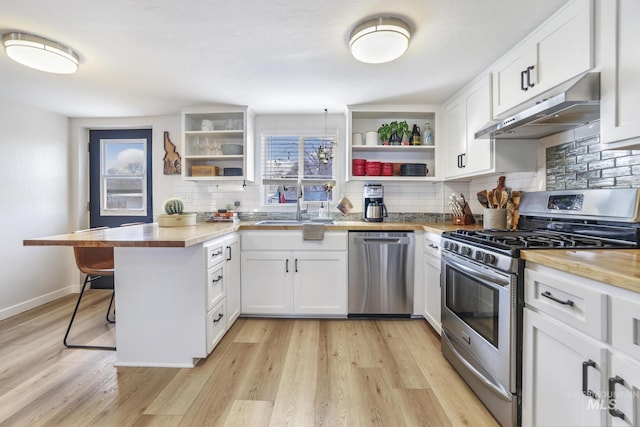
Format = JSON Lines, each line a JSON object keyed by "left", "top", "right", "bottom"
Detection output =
{"left": 363, "top": 183, "right": 388, "bottom": 222}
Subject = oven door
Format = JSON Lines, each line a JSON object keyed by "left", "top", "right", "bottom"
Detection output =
{"left": 441, "top": 251, "right": 518, "bottom": 393}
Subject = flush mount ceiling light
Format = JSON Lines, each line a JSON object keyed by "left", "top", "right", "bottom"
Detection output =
{"left": 2, "top": 32, "right": 79, "bottom": 74}
{"left": 349, "top": 17, "right": 411, "bottom": 64}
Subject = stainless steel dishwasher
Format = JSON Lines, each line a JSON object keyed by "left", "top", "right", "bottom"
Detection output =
{"left": 348, "top": 231, "right": 415, "bottom": 317}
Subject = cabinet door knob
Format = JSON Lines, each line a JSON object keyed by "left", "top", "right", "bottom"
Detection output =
{"left": 541, "top": 290, "right": 574, "bottom": 306}
{"left": 526, "top": 65, "right": 535, "bottom": 88}
{"left": 521, "top": 69, "right": 528, "bottom": 91}
{"left": 607, "top": 376, "right": 626, "bottom": 419}
{"left": 226, "top": 246, "right": 232, "bottom": 261}
{"left": 581, "top": 360, "right": 598, "bottom": 399}
{"left": 285, "top": 259, "right": 289, "bottom": 273}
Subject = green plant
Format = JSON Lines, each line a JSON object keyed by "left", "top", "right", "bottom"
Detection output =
{"left": 377, "top": 123, "right": 391, "bottom": 143}
{"left": 163, "top": 198, "right": 184, "bottom": 215}
{"left": 396, "top": 120, "right": 411, "bottom": 140}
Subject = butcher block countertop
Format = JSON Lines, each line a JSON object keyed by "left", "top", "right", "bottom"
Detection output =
{"left": 521, "top": 249, "right": 640, "bottom": 294}
{"left": 23, "top": 220, "right": 481, "bottom": 248}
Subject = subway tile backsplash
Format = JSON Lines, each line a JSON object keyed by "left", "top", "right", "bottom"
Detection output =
{"left": 546, "top": 134, "right": 640, "bottom": 190}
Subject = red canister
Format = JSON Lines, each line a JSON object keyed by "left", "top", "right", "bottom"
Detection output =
{"left": 381, "top": 162, "right": 393, "bottom": 176}
{"left": 365, "top": 161, "right": 381, "bottom": 176}
{"left": 352, "top": 158, "right": 366, "bottom": 176}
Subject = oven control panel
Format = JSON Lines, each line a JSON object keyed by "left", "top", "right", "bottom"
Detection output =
{"left": 442, "top": 239, "right": 517, "bottom": 273}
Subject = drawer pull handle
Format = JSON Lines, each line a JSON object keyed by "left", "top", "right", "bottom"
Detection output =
{"left": 226, "top": 246, "right": 232, "bottom": 261}
{"left": 211, "top": 250, "right": 223, "bottom": 257}
{"left": 211, "top": 275, "right": 223, "bottom": 283}
{"left": 582, "top": 360, "right": 598, "bottom": 399}
{"left": 285, "top": 259, "right": 289, "bottom": 273}
{"left": 541, "top": 291, "right": 574, "bottom": 306}
{"left": 295, "top": 258, "right": 298, "bottom": 273}
{"left": 429, "top": 243, "right": 439, "bottom": 249}
{"left": 607, "top": 376, "right": 626, "bottom": 419}
{"left": 213, "top": 313, "right": 224, "bottom": 323}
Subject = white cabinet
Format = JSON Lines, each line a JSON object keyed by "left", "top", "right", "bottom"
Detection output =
{"left": 492, "top": 0, "right": 594, "bottom": 117}
{"left": 523, "top": 263, "right": 640, "bottom": 427}
{"left": 523, "top": 308, "right": 606, "bottom": 427}
{"left": 241, "top": 231, "right": 348, "bottom": 316}
{"left": 223, "top": 235, "right": 241, "bottom": 326}
{"left": 600, "top": 0, "right": 640, "bottom": 149}
{"left": 442, "top": 74, "right": 537, "bottom": 179}
{"left": 423, "top": 232, "right": 441, "bottom": 334}
{"left": 203, "top": 232, "right": 240, "bottom": 354}
{"left": 181, "top": 106, "right": 254, "bottom": 181}
{"left": 346, "top": 105, "right": 438, "bottom": 181}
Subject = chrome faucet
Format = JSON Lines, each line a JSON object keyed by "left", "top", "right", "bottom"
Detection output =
{"left": 296, "top": 184, "right": 307, "bottom": 221}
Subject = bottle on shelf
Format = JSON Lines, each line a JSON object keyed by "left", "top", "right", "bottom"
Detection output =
{"left": 412, "top": 124, "right": 421, "bottom": 145}
{"left": 423, "top": 121, "right": 433, "bottom": 145}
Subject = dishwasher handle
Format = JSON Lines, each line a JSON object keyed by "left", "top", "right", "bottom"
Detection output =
{"left": 354, "top": 236, "right": 412, "bottom": 245}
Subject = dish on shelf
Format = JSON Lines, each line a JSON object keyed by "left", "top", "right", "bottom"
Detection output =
{"left": 221, "top": 144, "right": 243, "bottom": 155}
{"left": 400, "top": 163, "right": 428, "bottom": 176}
{"left": 223, "top": 167, "right": 243, "bottom": 176}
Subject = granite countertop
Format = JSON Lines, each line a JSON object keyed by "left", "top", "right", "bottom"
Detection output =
{"left": 521, "top": 249, "right": 640, "bottom": 294}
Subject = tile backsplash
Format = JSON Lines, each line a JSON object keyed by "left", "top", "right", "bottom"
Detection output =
{"left": 546, "top": 134, "right": 640, "bottom": 190}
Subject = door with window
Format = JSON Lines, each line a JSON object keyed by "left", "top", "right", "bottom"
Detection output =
{"left": 89, "top": 129, "right": 153, "bottom": 287}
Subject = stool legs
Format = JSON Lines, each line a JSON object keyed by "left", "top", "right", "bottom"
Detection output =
{"left": 63, "top": 275, "right": 116, "bottom": 351}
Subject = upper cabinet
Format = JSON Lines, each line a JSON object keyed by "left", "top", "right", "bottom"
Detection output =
{"left": 600, "top": 0, "right": 640, "bottom": 149}
{"left": 491, "top": 0, "right": 594, "bottom": 118}
{"left": 442, "top": 74, "right": 537, "bottom": 180}
{"left": 346, "top": 105, "right": 439, "bottom": 181}
{"left": 181, "top": 106, "right": 255, "bottom": 181}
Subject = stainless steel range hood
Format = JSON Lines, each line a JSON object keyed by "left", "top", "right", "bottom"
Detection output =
{"left": 475, "top": 72, "right": 600, "bottom": 140}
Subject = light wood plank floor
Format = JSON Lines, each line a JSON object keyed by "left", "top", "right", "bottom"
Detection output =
{"left": 0, "top": 290, "right": 499, "bottom": 426}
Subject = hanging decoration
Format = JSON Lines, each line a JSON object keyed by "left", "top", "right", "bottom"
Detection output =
{"left": 317, "top": 108, "right": 335, "bottom": 165}
{"left": 163, "top": 131, "right": 182, "bottom": 175}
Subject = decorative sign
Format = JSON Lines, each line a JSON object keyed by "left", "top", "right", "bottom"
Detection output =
{"left": 163, "top": 131, "right": 181, "bottom": 175}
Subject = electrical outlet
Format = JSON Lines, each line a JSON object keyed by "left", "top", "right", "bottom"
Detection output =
{"left": 234, "top": 201, "right": 240, "bottom": 207}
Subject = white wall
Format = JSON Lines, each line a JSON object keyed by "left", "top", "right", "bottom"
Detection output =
{"left": 0, "top": 99, "right": 75, "bottom": 320}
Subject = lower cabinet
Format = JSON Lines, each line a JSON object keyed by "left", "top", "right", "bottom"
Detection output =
{"left": 523, "top": 308, "right": 606, "bottom": 427}
{"left": 241, "top": 231, "right": 348, "bottom": 316}
{"left": 203, "top": 232, "right": 240, "bottom": 355}
{"left": 423, "top": 232, "right": 442, "bottom": 334}
{"left": 523, "top": 263, "right": 640, "bottom": 427}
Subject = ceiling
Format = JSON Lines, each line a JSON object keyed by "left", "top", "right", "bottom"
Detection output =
{"left": 0, "top": 0, "right": 567, "bottom": 118}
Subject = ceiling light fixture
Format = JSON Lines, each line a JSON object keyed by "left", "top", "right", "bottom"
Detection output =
{"left": 349, "top": 17, "right": 411, "bottom": 64}
{"left": 2, "top": 32, "right": 79, "bottom": 74}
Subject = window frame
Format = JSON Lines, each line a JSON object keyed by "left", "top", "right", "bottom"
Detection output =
{"left": 260, "top": 129, "right": 338, "bottom": 208}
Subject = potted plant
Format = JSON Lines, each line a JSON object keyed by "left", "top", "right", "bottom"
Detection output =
{"left": 377, "top": 123, "right": 392, "bottom": 145}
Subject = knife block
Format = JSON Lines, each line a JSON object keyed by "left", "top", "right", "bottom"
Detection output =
{"left": 452, "top": 203, "right": 476, "bottom": 225}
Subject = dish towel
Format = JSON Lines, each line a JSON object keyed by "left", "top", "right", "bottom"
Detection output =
{"left": 302, "top": 223, "right": 325, "bottom": 241}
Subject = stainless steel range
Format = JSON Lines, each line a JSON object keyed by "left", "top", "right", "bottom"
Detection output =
{"left": 440, "top": 188, "right": 640, "bottom": 427}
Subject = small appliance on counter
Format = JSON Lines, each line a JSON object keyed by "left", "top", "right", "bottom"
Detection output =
{"left": 363, "top": 183, "right": 388, "bottom": 222}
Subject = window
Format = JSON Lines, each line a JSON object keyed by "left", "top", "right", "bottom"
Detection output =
{"left": 261, "top": 131, "right": 337, "bottom": 206}
{"left": 100, "top": 139, "right": 148, "bottom": 216}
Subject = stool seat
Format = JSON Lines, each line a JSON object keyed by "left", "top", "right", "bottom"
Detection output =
{"left": 64, "top": 228, "right": 116, "bottom": 351}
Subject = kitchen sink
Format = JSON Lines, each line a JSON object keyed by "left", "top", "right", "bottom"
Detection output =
{"left": 254, "top": 220, "right": 303, "bottom": 225}
{"left": 254, "top": 219, "right": 337, "bottom": 226}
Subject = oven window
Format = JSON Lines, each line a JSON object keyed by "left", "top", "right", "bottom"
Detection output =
{"left": 445, "top": 267, "right": 499, "bottom": 347}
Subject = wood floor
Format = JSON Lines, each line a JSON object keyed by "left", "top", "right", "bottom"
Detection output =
{"left": 0, "top": 290, "right": 499, "bottom": 426}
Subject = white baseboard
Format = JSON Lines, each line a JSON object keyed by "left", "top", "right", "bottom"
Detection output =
{"left": 0, "top": 286, "right": 78, "bottom": 321}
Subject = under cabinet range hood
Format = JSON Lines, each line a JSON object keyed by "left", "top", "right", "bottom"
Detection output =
{"left": 475, "top": 72, "right": 600, "bottom": 140}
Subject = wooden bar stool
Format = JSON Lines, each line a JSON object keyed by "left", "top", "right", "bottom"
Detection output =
{"left": 63, "top": 227, "right": 116, "bottom": 350}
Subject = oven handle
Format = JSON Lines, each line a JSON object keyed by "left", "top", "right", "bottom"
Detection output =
{"left": 442, "top": 330, "right": 513, "bottom": 401}
{"left": 442, "top": 253, "right": 511, "bottom": 289}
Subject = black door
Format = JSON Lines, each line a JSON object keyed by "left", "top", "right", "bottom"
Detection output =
{"left": 89, "top": 129, "right": 153, "bottom": 287}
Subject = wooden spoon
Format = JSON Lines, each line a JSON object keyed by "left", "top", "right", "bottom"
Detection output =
{"left": 486, "top": 191, "right": 496, "bottom": 209}
{"left": 477, "top": 190, "right": 490, "bottom": 208}
{"left": 498, "top": 190, "right": 508, "bottom": 209}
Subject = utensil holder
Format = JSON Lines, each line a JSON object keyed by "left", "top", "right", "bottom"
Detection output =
{"left": 483, "top": 208, "right": 507, "bottom": 230}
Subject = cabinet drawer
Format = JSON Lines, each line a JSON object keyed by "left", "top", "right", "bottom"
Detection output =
{"left": 525, "top": 267, "right": 607, "bottom": 340}
{"left": 611, "top": 295, "right": 640, "bottom": 361}
{"left": 205, "top": 244, "right": 225, "bottom": 268}
{"left": 206, "top": 299, "right": 226, "bottom": 354}
{"left": 206, "top": 265, "right": 224, "bottom": 311}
